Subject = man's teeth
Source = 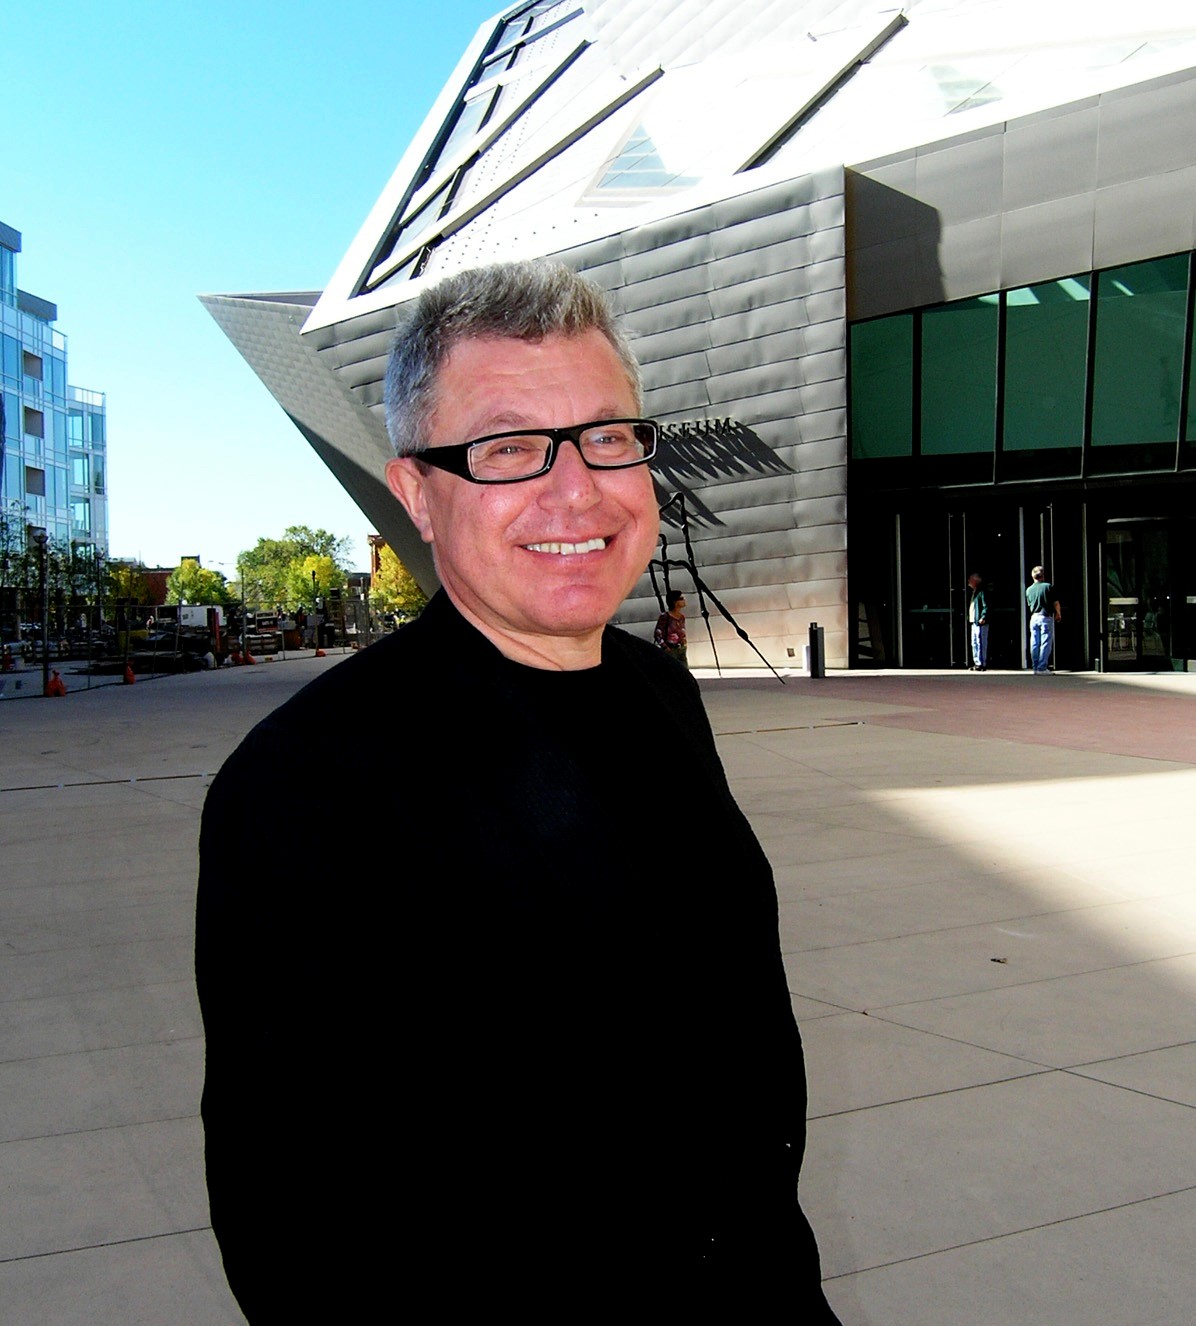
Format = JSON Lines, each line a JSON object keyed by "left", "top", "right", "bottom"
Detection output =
{"left": 524, "top": 537, "right": 606, "bottom": 555}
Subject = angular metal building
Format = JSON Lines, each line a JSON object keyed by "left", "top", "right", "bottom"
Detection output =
{"left": 203, "top": 0, "right": 1196, "bottom": 670}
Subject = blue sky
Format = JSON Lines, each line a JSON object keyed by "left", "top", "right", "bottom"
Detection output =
{"left": 7, "top": 0, "right": 502, "bottom": 575}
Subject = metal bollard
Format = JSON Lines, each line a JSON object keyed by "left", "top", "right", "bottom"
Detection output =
{"left": 808, "top": 621, "right": 826, "bottom": 678}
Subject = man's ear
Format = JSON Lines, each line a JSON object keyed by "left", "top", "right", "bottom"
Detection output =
{"left": 385, "top": 457, "right": 435, "bottom": 544}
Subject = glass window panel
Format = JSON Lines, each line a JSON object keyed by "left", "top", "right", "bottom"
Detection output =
{"left": 71, "top": 453, "right": 89, "bottom": 487}
{"left": 1092, "top": 254, "right": 1188, "bottom": 447}
{"left": 1, "top": 334, "right": 19, "bottom": 382}
{"left": 368, "top": 179, "right": 453, "bottom": 288}
{"left": 436, "top": 88, "right": 497, "bottom": 166}
{"left": 597, "top": 123, "right": 698, "bottom": 191}
{"left": 921, "top": 297, "right": 998, "bottom": 455}
{"left": 494, "top": 0, "right": 562, "bottom": 49}
{"left": 4, "top": 450, "right": 21, "bottom": 501}
{"left": 25, "top": 465, "right": 45, "bottom": 498}
{"left": 1004, "top": 276, "right": 1090, "bottom": 451}
{"left": 87, "top": 411, "right": 105, "bottom": 444}
{"left": 3, "top": 390, "right": 17, "bottom": 439}
{"left": 850, "top": 314, "right": 913, "bottom": 458}
{"left": 68, "top": 408, "right": 84, "bottom": 441}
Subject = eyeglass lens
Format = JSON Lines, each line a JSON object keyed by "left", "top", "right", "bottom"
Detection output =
{"left": 468, "top": 421, "right": 654, "bottom": 481}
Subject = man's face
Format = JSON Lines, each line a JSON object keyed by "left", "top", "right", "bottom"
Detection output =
{"left": 385, "top": 329, "right": 659, "bottom": 667}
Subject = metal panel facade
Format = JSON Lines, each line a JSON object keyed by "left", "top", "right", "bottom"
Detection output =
{"left": 560, "top": 172, "right": 849, "bottom": 667}
{"left": 849, "top": 67, "right": 1196, "bottom": 321}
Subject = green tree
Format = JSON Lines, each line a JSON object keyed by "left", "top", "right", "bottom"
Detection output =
{"left": 283, "top": 525, "right": 351, "bottom": 563}
{"left": 0, "top": 502, "right": 27, "bottom": 572}
{"left": 65, "top": 544, "right": 107, "bottom": 606}
{"left": 44, "top": 537, "right": 75, "bottom": 630}
{"left": 238, "top": 526, "right": 352, "bottom": 609}
{"left": 166, "top": 558, "right": 234, "bottom": 606}
{"left": 0, "top": 505, "right": 35, "bottom": 636}
{"left": 369, "top": 542, "right": 428, "bottom": 618}
{"left": 109, "top": 560, "right": 151, "bottom": 604}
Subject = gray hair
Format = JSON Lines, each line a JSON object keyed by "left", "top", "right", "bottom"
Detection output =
{"left": 384, "top": 261, "right": 642, "bottom": 456}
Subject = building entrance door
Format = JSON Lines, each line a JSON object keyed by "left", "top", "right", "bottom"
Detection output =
{"left": 897, "top": 510, "right": 956, "bottom": 668}
{"left": 1103, "top": 519, "right": 1185, "bottom": 669}
{"left": 894, "top": 504, "right": 1022, "bottom": 668}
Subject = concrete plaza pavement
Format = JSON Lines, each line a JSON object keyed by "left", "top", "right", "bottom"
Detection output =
{"left": 1, "top": 656, "right": 1195, "bottom": 1323}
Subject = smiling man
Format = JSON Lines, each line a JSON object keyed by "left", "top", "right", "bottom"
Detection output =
{"left": 196, "top": 262, "right": 839, "bottom": 1323}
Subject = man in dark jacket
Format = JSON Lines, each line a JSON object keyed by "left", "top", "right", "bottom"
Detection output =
{"left": 968, "top": 572, "right": 988, "bottom": 670}
{"left": 196, "top": 261, "right": 840, "bottom": 1322}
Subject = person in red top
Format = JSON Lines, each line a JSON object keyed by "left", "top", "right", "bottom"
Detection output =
{"left": 654, "top": 589, "right": 688, "bottom": 667}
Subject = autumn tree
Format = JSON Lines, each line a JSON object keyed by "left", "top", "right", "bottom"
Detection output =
{"left": 167, "top": 558, "right": 234, "bottom": 606}
{"left": 286, "top": 553, "right": 345, "bottom": 608}
{"left": 109, "top": 561, "right": 152, "bottom": 605}
{"left": 369, "top": 542, "right": 428, "bottom": 618}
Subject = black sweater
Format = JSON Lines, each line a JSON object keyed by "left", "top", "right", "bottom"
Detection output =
{"left": 195, "top": 592, "right": 837, "bottom": 1322}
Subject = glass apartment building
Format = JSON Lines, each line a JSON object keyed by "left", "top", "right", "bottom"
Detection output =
{"left": 1, "top": 219, "right": 108, "bottom": 555}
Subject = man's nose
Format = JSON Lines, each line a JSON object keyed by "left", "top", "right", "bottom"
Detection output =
{"left": 539, "top": 438, "right": 601, "bottom": 505}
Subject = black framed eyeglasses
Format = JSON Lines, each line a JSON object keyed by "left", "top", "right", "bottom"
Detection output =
{"left": 413, "top": 418, "right": 659, "bottom": 485}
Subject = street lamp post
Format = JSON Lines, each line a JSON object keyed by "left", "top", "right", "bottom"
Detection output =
{"left": 30, "top": 528, "right": 49, "bottom": 696}
{"left": 240, "top": 558, "right": 247, "bottom": 662}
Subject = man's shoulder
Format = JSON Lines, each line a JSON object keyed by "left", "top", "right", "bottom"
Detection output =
{"left": 213, "top": 596, "right": 470, "bottom": 776}
{"left": 605, "top": 620, "right": 702, "bottom": 697}
{"left": 273, "top": 601, "right": 454, "bottom": 710}
{"left": 606, "top": 619, "right": 672, "bottom": 669}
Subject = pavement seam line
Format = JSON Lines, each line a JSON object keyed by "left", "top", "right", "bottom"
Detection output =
{"left": 0, "top": 772, "right": 214, "bottom": 794}
{"left": 0, "top": 1225, "right": 214, "bottom": 1265}
{"left": 821, "top": 1182, "right": 1196, "bottom": 1281}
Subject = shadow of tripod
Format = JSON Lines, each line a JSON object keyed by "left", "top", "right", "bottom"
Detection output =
{"left": 649, "top": 491, "right": 785, "bottom": 684}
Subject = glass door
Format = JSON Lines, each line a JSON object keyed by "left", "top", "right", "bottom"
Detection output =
{"left": 1105, "top": 520, "right": 1174, "bottom": 669}
{"left": 898, "top": 510, "right": 957, "bottom": 667}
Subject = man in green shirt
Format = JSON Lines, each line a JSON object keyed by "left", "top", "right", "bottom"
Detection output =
{"left": 1026, "top": 566, "right": 1061, "bottom": 673}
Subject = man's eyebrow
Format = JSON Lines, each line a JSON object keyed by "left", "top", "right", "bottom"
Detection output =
{"left": 469, "top": 407, "right": 634, "bottom": 436}
{"left": 470, "top": 412, "right": 537, "bottom": 434}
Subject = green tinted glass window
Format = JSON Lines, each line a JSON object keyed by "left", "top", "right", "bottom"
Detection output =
{"left": 1187, "top": 304, "right": 1196, "bottom": 445}
{"left": 850, "top": 314, "right": 913, "bottom": 458}
{"left": 1004, "top": 277, "right": 1089, "bottom": 450}
{"left": 1092, "top": 255, "right": 1188, "bottom": 447}
{"left": 921, "top": 297, "right": 998, "bottom": 454}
